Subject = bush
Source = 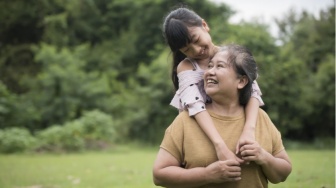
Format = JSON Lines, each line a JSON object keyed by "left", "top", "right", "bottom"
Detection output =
{"left": 37, "top": 122, "right": 85, "bottom": 152}
{"left": 36, "top": 110, "right": 116, "bottom": 152}
{"left": 80, "top": 110, "right": 116, "bottom": 141}
{"left": 0, "top": 128, "right": 37, "bottom": 153}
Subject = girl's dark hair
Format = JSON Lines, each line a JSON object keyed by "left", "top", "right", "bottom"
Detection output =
{"left": 162, "top": 7, "right": 203, "bottom": 90}
{"left": 219, "top": 44, "right": 258, "bottom": 105}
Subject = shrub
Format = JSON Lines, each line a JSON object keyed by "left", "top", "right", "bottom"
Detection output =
{"left": 0, "top": 128, "right": 37, "bottom": 153}
{"left": 80, "top": 110, "right": 116, "bottom": 141}
{"left": 36, "top": 110, "right": 116, "bottom": 152}
{"left": 37, "top": 122, "right": 85, "bottom": 152}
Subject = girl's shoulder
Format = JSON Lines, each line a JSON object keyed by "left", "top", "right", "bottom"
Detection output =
{"left": 177, "top": 58, "right": 198, "bottom": 73}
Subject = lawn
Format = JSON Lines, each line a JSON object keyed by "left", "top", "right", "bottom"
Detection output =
{"left": 0, "top": 146, "right": 334, "bottom": 188}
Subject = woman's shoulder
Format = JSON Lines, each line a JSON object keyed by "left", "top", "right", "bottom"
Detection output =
{"left": 257, "top": 108, "right": 270, "bottom": 121}
{"left": 257, "top": 108, "right": 278, "bottom": 129}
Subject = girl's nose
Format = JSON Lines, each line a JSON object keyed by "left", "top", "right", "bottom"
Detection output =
{"left": 190, "top": 44, "right": 201, "bottom": 55}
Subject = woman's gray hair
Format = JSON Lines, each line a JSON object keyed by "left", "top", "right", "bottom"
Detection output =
{"left": 218, "top": 44, "right": 258, "bottom": 105}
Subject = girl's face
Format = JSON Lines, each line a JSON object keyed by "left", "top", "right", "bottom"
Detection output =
{"left": 179, "top": 21, "right": 214, "bottom": 60}
{"left": 204, "top": 51, "right": 242, "bottom": 98}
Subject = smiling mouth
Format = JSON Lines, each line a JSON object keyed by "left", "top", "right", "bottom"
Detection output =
{"left": 199, "top": 48, "right": 206, "bottom": 56}
{"left": 206, "top": 79, "right": 218, "bottom": 84}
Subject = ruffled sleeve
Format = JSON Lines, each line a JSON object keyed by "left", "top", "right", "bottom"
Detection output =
{"left": 170, "top": 69, "right": 208, "bottom": 116}
{"left": 251, "top": 80, "right": 264, "bottom": 106}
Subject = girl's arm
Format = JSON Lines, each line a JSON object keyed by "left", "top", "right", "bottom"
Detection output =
{"left": 236, "top": 97, "right": 259, "bottom": 153}
{"left": 236, "top": 81, "right": 263, "bottom": 154}
{"left": 176, "top": 60, "right": 240, "bottom": 162}
{"left": 195, "top": 111, "right": 242, "bottom": 162}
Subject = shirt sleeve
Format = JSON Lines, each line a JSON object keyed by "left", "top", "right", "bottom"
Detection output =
{"left": 160, "top": 113, "right": 186, "bottom": 163}
{"left": 260, "top": 110, "right": 285, "bottom": 155}
{"left": 179, "top": 83, "right": 206, "bottom": 116}
{"left": 170, "top": 70, "right": 207, "bottom": 116}
{"left": 251, "top": 80, "right": 265, "bottom": 106}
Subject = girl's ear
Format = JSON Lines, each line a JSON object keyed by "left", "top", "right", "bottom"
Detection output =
{"left": 202, "top": 19, "right": 210, "bottom": 32}
{"left": 237, "top": 75, "right": 248, "bottom": 89}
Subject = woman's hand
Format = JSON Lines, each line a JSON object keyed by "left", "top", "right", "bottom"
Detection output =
{"left": 205, "top": 160, "right": 242, "bottom": 184}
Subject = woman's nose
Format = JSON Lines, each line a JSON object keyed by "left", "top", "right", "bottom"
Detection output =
{"left": 205, "top": 66, "right": 215, "bottom": 76}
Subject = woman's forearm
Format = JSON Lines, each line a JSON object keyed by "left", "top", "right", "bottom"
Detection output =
{"left": 154, "top": 166, "right": 208, "bottom": 188}
{"left": 260, "top": 151, "right": 292, "bottom": 183}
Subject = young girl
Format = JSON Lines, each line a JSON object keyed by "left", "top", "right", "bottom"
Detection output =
{"left": 162, "top": 7, "right": 264, "bottom": 162}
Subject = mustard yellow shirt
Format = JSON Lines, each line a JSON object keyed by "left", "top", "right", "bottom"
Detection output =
{"left": 160, "top": 109, "right": 285, "bottom": 188}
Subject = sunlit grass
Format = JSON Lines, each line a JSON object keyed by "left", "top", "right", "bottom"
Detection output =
{"left": 0, "top": 146, "right": 334, "bottom": 188}
{"left": 270, "top": 150, "right": 335, "bottom": 188}
{"left": 0, "top": 146, "right": 157, "bottom": 188}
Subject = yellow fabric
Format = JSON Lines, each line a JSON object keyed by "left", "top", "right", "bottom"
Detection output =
{"left": 160, "top": 108, "right": 284, "bottom": 188}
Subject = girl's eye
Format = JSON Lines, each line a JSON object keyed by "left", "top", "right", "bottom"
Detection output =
{"left": 183, "top": 48, "right": 189, "bottom": 53}
{"left": 194, "top": 38, "right": 199, "bottom": 43}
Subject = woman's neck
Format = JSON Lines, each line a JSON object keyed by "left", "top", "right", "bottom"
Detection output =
{"left": 206, "top": 100, "right": 244, "bottom": 117}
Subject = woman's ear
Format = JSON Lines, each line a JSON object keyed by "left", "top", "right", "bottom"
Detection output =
{"left": 202, "top": 19, "right": 210, "bottom": 32}
{"left": 237, "top": 75, "right": 248, "bottom": 89}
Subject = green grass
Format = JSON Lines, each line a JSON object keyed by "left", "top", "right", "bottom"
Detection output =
{"left": 0, "top": 147, "right": 334, "bottom": 188}
{"left": 270, "top": 150, "right": 335, "bottom": 188}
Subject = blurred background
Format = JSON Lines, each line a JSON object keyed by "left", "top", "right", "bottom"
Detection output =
{"left": 0, "top": 1, "right": 334, "bottom": 187}
{"left": 0, "top": 0, "right": 334, "bottom": 152}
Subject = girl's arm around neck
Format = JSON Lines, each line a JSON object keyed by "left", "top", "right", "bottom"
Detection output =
{"left": 195, "top": 111, "right": 242, "bottom": 162}
{"left": 236, "top": 97, "right": 259, "bottom": 153}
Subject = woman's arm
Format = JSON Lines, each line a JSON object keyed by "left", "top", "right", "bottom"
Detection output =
{"left": 153, "top": 148, "right": 242, "bottom": 187}
{"left": 260, "top": 150, "right": 292, "bottom": 183}
{"left": 239, "top": 140, "right": 292, "bottom": 183}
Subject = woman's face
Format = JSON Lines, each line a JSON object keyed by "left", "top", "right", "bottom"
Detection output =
{"left": 179, "top": 21, "right": 213, "bottom": 60}
{"left": 204, "top": 51, "right": 240, "bottom": 98}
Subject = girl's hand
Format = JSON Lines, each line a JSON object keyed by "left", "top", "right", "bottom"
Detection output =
{"left": 235, "top": 126, "right": 255, "bottom": 155}
{"left": 216, "top": 143, "right": 244, "bottom": 163}
{"left": 239, "top": 140, "right": 268, "bottom": 165}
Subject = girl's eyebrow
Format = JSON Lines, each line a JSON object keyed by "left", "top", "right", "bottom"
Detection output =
{"left": 190, "top": 34, "right": 197, "bottom": 40}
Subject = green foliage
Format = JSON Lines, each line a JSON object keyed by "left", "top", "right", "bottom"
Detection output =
{"left": 36, "top": 110, "right": 116, "bottom": 152}
{"left": 0, "top": 0, "right": 334, "bottom": 145}
{"left": 79, "top": 110, "right": 116, "bottom": 143}
{"left": 0, "top": 128, "right": 36, "bottom": 153}
{"left": 268, "top": 6, "right": 335, "bottom": 139}
{"left": 37, "top": 123, "right": 85, "bottom": 152}
{"left": 124, "top": 49, "right": 177, "bottom": 144}
{"left": 28, "top": 44, "right": 113, "bottom": 128}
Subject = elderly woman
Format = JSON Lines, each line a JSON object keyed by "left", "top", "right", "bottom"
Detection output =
{"left": 152, "top": 44, "right": 292, "bottom": 188}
